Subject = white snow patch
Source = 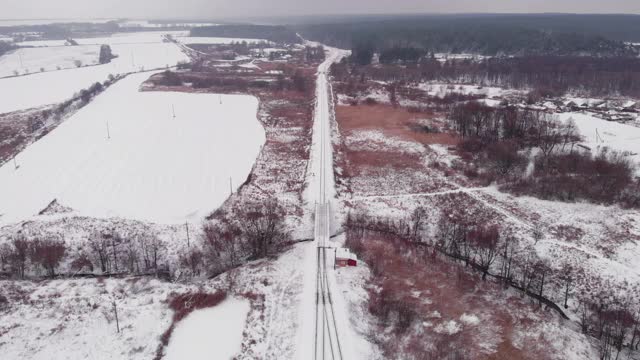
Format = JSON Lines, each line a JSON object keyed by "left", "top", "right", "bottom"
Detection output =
{"left": 0, "top": 45, "right": 101, "bottom": 77}
{"left": 165, "top": 298, "right": 250, "bottom": 360}
{"left": 347, "top": 130, "right": 424, "bottom": 154}
{"left": 460, "top": 313, "right": 480, "bottom": 326}
{"left": 434, "top": 320, "right": 462, "bottom": 335}
{"left": 417, "top": 83, "right": 521, "bottom": 99}
{"left": 556, "top": 112, "right": 640, "bottom": 173}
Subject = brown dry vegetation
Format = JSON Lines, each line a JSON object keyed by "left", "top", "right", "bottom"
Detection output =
{"left": 0, "top": 107, "right": 50, "bottom": 165}
{"left": 346, "top": 230, "right": 562, "bottom": 360}
{"left": 333, "top": 103, "right": 465, "bottom": 196}
{"left": 336, "top": 104, "right": 459, "bottom": 146}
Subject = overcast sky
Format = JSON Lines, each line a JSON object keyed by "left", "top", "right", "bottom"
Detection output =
{"left": 1, "top": 0, "right": 639, "bottom": 20}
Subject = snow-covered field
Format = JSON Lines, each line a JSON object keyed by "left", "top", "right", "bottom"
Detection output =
{"left": 75, "top": 31, "right": 189, "bottom": 45}
{"left": 0, "top": 277, "right": 207, "bottom": 360}
{"left": 174, "top": 36, "right": 269, "bottom": 45}
{"left": 557, "top": 112, "right": 640, "bottom": 171}
{"left": 0, "top": 32, "right": 189, "bottom": 114}
{"left": 165, "top": 299, "right": 250, "bottom": 360}
{"left": 0, "top": 71, "right": 265, "bottom": 225}
{"left": 0, "top": 45, "right": 100, "bottom": 77}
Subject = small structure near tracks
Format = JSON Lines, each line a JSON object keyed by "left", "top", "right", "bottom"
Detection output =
{"left": 335, "top": 247, "right": 357, "bottom": 268}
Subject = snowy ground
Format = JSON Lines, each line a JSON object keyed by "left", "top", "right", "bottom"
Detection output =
{"left": 165, "top": 298, "right": 250, "bottom": 360}
{"left": 0, "top": 32, "right": 189, "bottom": 114}
{"left": 0, "top": 45, "right": 100, "bottom": 77}
{"left": 0, "top": 277, "right": 196, "bottom": 360}
{"left": 417, "top": 82, "right": 524, "bottom": 99}
{"left": 557, "top": 111, "right": 640, "bottom": 171}
{"left": 0, "top": 71, "right": 265, "bottom": 225}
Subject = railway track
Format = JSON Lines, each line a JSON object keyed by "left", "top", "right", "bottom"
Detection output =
{"left": 314, "top": 203, "right": 343, "bottom": 360}
{"left": 312, "top": 63, "right": 343, "bottom": 360}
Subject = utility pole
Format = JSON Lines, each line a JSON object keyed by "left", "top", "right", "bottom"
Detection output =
{"left": 172, "top": 104, "right": 176, "bottom": 119}
{"left": 219, "top": 95, "right": 222, "bottom": 105}
{"left": 185, "top": 222, "right": 190, "bottom": 248}
{"left": 18, "top": 51, "right": 23, "bottom": 68}
{"left": 13, "top": 156, "right": 18, "bottom": 170}
{"left": 229, "top": 177, "right": 233, "bottom": 196}
{"left": 106, "top": 120, "right": 111, "bottom": 140}
{"left": 112, "top": 300, "right": 120, "bottom": 333}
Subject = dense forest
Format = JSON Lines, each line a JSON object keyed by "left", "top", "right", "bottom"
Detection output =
{"left": 292, "top": 13, "right": 640, "bottom": 42}
{"left": 0, "top": 22, "right": 120, "bottom": 41}
{"left": 296, "top": 14, "right": 639, "bottom": 58}
{"left": 191, "top": 25, "right": 300, "bottom": 44}
{"left": 0, "top": 42, "right": 16, "bottom": 57}
{"left": 332, "top": 56, "right": 640, "bottom": 98}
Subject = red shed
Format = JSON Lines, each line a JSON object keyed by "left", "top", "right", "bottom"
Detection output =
{"left": 335, "top": 248, "right": 357, "bottom": 268}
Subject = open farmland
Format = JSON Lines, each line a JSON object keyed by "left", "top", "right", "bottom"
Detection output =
{"left": 0, "top": 45, "right": 101, "bottom": 77}
{"left": 0, "top": 32, "right": 190, "bottom": 114}
{"left": 0, "top": 71, "right": 264, "bottom": 225}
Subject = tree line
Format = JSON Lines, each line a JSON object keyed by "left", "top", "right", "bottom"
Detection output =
{"left": 332, "top": 55, "right": 640, "bottom": 98}
{"left": 297, "top": 17, "right": 637, "bottom": 60}
{"left": 191, "top": 25, "right": 301, "bottom": 44}
{"left": 0, "top": 199, "right": 290, "bottom": 280}
{"left": 0, "top": 41, "right": 15, "bottom": 57}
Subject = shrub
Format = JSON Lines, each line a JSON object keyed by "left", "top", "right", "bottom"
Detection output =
{"left": 504, "top": 149, "right": 635, "bottom": 205}
{"left": 363, "top": 97, "right": 378, "bottom": 105}
{"left": 156, "top": 71, "right": 183, "bottom": 86}
{"left": 30, "top": 239, "right": 66, "bottom": 278}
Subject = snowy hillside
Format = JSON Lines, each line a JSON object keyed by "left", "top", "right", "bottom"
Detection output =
{"left": 0, "top": 71, "right": 265, "bottom": 225}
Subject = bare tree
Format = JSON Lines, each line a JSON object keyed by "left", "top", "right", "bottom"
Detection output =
{"left": 409, "top": 207, "right": 427, "bottom": 240}
{"left": 9, "top": 236, "right": 30, "bottom": 278}
{"left": 0, "top": 243, "right": 11, "bottom": 272}
{"left": 468, "top": 225, "right": 500, "bottom": 280}
{"left": 559, "top": 263, "right": 574, "bottom": 309}
{"left": 123, "top": 240, "right": 140, "bottom": 274}
{"left": 89, "top": 233, "right": 111, "bottom": 273}
{"left": 180, "top": 247, "right": 203, "bottom": 276}
{"left": 241, "top": 200, "right": 290, "bottom": 259}
{"left": 536, "top": 115, "right": 563, "bottom": 163}
{"left": 30, "top": 239, "right": 66, "bottom": 277}
{"left": 202, "top": 221, "right": 242, "bottom": 272}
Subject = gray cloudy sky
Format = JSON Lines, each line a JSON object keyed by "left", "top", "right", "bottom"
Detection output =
{"left": 1, "top": 0, "right": 639, "bottom": 20}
